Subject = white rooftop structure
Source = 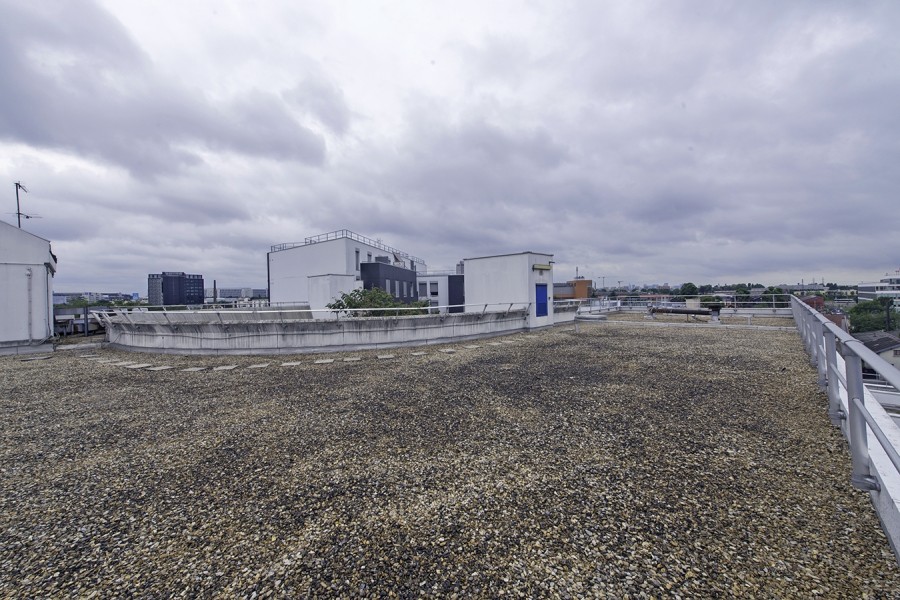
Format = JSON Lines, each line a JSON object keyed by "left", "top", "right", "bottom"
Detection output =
{"left": 267, "top": 230, "right": 426, "bottom": 305}
{"left": 0, "top": 220, "right": 57, "bottom": 354}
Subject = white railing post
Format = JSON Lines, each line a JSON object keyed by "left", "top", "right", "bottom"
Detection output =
{"left": 824, "top": 330, "right": 843, "bottom": 426}
{"left": 843, "top": 347, "right": 880, "bottom": 491}
{"left": 814, "top": 319, "right": 826, "bottom": 382}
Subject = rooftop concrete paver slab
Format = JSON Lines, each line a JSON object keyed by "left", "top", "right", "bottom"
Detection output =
{"left": 246, "top": 363, "right": 270, "bottom": 369}
{"left": 124, "top": 363, "right": 154, "bottom": 369}
{"left": 314, "top": 359, "right": 335, "bottom": 364}
{"left": 342, "top": 357, "right": 361, "bottom": 362}
{"left": 439, "top": 348, "right": 456, "bottom": 353}
{"left": 1, "top": 325, "right": 898, "bottom": 597}
{"left": 146, "top": 366, "right": 174, "bottom": 371}
{"left": 376, "top": 354, "right": 395, "bottom": 359}
{"left": 180, "top": 367, "right": 207, "bottom": 372}
{"left": 410, "top": 352, "right": 427, "bottom": 356}
{"left": 463, "top": 345, "right": 480, "bottom": 349}
{"left": 20, "top": 355, "right": 53, "bottom": 362}
{"left": 212, "top": 365, "right": 238, "bottom": 371}
{"left": 108, "top": 361, "right": 136, "bottom": 366}
{"left": 281, "top": 361, "right": 303, "bottom": 366}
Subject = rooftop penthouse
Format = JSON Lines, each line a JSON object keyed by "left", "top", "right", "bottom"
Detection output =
{"left": 2, "top": 306, "right": 899, "bottom": 596}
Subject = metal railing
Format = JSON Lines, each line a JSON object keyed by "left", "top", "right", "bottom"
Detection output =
{"left": 270, "top": 229, "right": 426, "bottom": 266}
{"left": 92, "top": 302, "right": 533, "bottom": 325}
{"left": 793, "top": 297, "right": 900, "bottom": 492}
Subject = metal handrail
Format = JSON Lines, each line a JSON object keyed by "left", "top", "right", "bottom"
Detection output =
{"left": 93, "top": 302, "right": 532, "bottom": 321}
{"left": 792, "top": 296, "right": 900, "bottom": 493}
{"left": 853, "top": 397, "right": 900, "bottom": 476}
{"left": 270, "top": 229, "right": 426, "bottom": 265}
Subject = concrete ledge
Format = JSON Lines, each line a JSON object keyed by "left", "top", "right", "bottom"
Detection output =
{"left": 0, "top": 342, "right": 54, "bottom": 356}
{"left": 104, "top": 311, "right": 533, "bottom": 355}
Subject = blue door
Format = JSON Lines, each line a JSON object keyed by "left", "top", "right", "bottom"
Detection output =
{"left": 535, "top": 284, "right": 548, "bottom": 317}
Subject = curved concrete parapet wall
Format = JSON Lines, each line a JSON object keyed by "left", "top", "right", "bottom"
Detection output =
{"left": 103, "top": 310, "right": 533, "bottom": 355}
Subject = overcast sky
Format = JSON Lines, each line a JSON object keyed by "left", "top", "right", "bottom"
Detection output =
{"left": 2, "top": 1, "right": 898, "bottom": 293}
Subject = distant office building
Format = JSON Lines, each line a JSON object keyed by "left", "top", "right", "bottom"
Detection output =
{"left": 53, "top": 291, "right": 136, "bottom": 305}
{"left": 858, "top": 276, "right": 900, "bottom": 302}
{"left": 205, "top": 287, "right": 268, "bottom": 300}
{"left": 148, "top": 272, "right": 204, "bottom": 306}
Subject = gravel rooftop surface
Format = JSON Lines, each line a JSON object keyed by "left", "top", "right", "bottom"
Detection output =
{"left": 2, "top": 324, "right": 899, "bottom": 598}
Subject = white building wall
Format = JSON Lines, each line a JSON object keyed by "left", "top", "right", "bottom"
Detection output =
{"left": 878, "top": 348, "right": 900, "bottom": 371}
{"left": 463, "top": 252, "right": 554, "bottom": 329}
{"left": 0, "top": 221, "right": 56, "bottom": 349}
{"left": 417, "top": 275, "right": 449, "bottom": 311}
{"left": 308, "top": 274, "right": 362, "bottom": 319}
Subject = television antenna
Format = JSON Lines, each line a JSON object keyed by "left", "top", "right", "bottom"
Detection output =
{"left": 13, "top": 182, "right": 40, "bottom": 228}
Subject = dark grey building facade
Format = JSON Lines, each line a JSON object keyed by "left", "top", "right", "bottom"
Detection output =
{"left": 360, "top": 261, "right": 418, "bottom": 303}
{"left": 148, "top": 272, "right": 205, "bottom": 305}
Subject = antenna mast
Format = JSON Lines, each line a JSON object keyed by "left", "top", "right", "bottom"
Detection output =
{"left": 14, "top": 182, "right": 28, "bottom": 228}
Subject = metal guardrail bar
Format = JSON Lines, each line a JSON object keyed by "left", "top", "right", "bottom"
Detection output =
{"left": 270, "top": 229, "right": 426, "bottom": 265}
{"left": 94, "top": 302, "right": 532, "bottom": 320}
{"left": 853, "top": 397, "right": 900, "bottom": 476}
{"left": 792, "top": 297, "right": 900, "bottom": 494}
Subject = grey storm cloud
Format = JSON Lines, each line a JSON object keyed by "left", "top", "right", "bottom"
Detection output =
{"left": 0, "top": 1, "right": 326, "bottom": 178}
{"left": 2, "top": 0, "right": 899, "bottom": 291}
{"left": 283, "top": 75, "right": 351, "bottom": 135}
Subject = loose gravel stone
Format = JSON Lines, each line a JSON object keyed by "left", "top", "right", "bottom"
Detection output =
{"left": 1, "top": 326, "right": 898, "bottom": 598}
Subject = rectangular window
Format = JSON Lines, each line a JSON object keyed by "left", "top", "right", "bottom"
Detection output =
{"left": 430, "top": 282, "right": 438, "bottom": 296}
{"left": 367, "top": 252, "right": 372, "bottom": 263}
{"left": 418, "top": 282, "right": 427, "bottom": 298}
{"left": 402, "top": 281, "right": 408, "bottom": 297}
{"left": 395, "top": 280, "right": 400, "bottom": 297}
{"left": 355, "top": 249, "right": 360, "bottom": 271}
{"left": 894, "top": 349, "right": 900, "bottom": 357}
{"left": 385, "top": 279, "right": 390, "bottom": 293}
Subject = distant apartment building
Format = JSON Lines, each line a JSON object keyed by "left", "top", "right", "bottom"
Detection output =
{"left": 858, "top": 276, "right": 900, "bottom": 302}
{"left": 553, "top": 278, "right": 591, "bottom": 300}
{"left": 148, "top": 272, "right": 204, "bottom": 306}
{"left": 267, "top": 230, "right": 427, "bottom": 305}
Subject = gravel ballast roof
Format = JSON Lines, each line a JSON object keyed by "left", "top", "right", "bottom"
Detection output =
{"left": 1, "top": 324, "right": 899, "bottom": 597}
